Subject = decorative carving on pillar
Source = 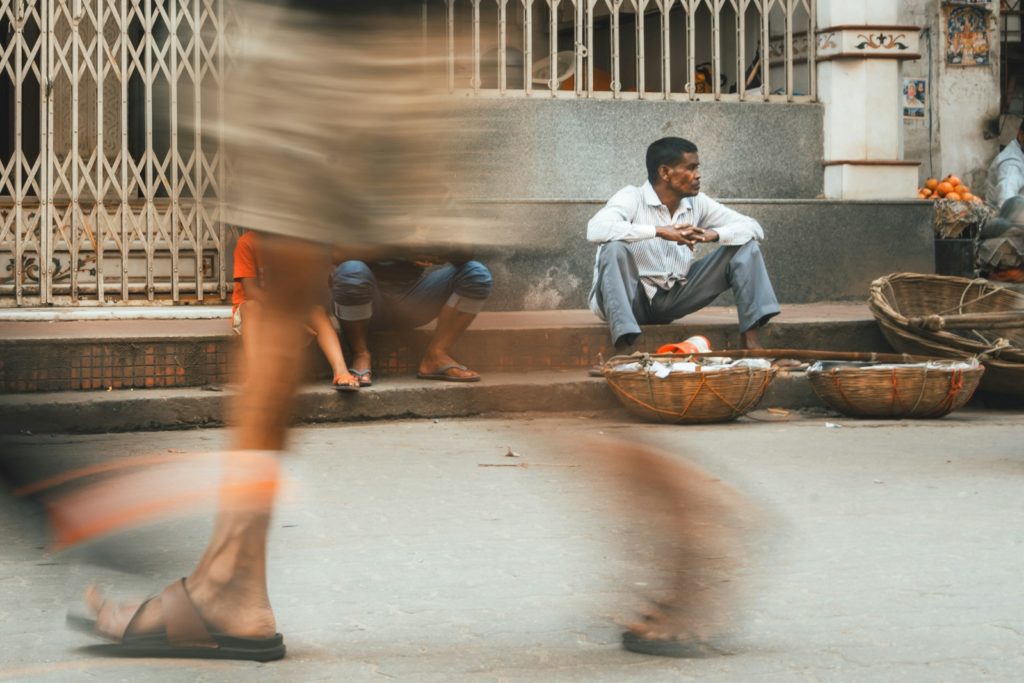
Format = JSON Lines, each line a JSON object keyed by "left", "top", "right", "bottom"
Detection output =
{"left": 815, "top": 25, "right": 922, "bottom": 62}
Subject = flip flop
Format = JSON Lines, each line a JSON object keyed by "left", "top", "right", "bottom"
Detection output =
{"left": 66, "top": 578, "right": 286, "bottom": 662}
{"left": 333, "top": 379, "right": 360, "bottom": 393}
{"left": 348, "top": 368, "right": 373, "bottom": 387}
{"left": 621, "top": 630, "right": 722, "bottom": 658}
{"left": 416, "top": 363, "right": 481, "bottom": 383}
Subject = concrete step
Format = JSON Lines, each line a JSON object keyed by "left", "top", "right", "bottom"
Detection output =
{"left": 0, "top": 369, "right": 822, "bottom": 435}
{"left": 0, "top": 304, "right": 888, "bottom": 393}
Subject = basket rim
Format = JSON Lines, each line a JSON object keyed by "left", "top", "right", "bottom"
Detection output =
{"left": 869, "top": 272, "right": 1024, "bottom": 359}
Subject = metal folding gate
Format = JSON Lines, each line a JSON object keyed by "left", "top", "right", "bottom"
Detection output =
{"left": 0, "top": 0, "right": 232, "bottom": 306}
{"left": 2, "top": 1, "right": 817, "bottom": 307}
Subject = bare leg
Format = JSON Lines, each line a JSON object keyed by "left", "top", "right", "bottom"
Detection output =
{"left": 87, "top": 238, "right": 326, "bottom": 640}
{"left": 309, "top": 305, "right": 357, "bottom": 388}
{"left": 586, "top": 439, "right": 756, "bottom": 650}
{"left": 418, "top": 304, "right": 479, "bottom": 379}
{"left": 339, "top": 318, "right": 372, "bottom": 384}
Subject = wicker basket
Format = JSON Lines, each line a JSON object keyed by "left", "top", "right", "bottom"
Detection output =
{"left": 806, "top": 360, "right": 984, "bottom": 419}
{"left": 602, "top": 354, "right": 777, "bottom": 424}
{"left": 868, "top": 273, "right": 1024, "bottom": 395}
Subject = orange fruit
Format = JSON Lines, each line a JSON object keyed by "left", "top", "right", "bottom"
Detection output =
{"left": 921, "top": 188, "right": 933, "bottom": 198}
{"left": 955, "top": 184, "right": 969, "bottom": 195}
{"left": 936, "top": 181, "right": 954, "bottom": 196}
{"left": 945, "top": 192, "right": 962, "bottom": 201}
{"left": 925, "top": 178, "right": 939, "bottom": 191}
{"left": 946, "top": 174, "right": 961, "bottom": 187}
{"left": 962, "top": 192, "right": 975, "bottom": 202}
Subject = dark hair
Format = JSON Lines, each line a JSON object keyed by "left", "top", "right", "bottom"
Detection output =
{"left": 646, "top": 137, "right": 699, "bottom": 184}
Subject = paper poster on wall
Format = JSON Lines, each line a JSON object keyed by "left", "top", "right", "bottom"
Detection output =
{"left": 945, "top": 5, "right": 990, "bottom": 66}
{"left": 903, "top": 78, "right": 926, "bottom": 119}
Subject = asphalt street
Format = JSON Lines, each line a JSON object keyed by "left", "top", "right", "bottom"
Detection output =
{"left": 1, "top": 410, "right": 1022, "bottom": 682}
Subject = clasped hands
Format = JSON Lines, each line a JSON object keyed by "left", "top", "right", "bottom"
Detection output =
{"left": 655, "top": 224, "right": 719, "bottom": 249}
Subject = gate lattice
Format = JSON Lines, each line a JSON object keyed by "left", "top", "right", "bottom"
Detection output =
{"left": 0, "top": 0, "right": 234, "bottom": 307}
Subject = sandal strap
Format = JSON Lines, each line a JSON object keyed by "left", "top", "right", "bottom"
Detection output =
{"left": 160, "top": 578, "right": 217, "bottom": 648}
{"left": 99, "top": 595, "right": 154, "bottom": 642}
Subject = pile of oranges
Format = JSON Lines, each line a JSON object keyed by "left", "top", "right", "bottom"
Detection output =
{"left": 917, "top": 174, "right": 982, "bottom": 203}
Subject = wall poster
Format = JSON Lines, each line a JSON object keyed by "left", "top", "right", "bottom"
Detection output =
{"left": 945, "top": 4, "right": 991, "bottom": 66}
{"left": 903, "top": 78, "right": 927, "bottom": 119}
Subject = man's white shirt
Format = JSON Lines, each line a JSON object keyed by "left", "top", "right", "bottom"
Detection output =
{"left": 986, "top": 138, "right": 1024, "bottom": 209}
{"left": 587, "top": 181, "right": 763, "bottom": 317}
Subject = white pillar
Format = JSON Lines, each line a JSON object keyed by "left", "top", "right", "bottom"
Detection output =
{"left": 816, "top": 0, "right": 922, "bottom": 199}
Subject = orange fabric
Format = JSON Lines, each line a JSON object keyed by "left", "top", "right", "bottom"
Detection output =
{"left": 231, "top": 231, "right": 262, "bottom": 312}
{"left": 989, "top": 268, "right": 1024, "bottom": 283}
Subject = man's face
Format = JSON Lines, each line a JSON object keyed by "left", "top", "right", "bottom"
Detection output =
{"left": 661, "top": 152, "right": 701, "bottom": 197}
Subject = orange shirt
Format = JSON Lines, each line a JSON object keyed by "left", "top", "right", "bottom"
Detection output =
{"left": 231, "top": 231, "right": 262, "bottom": 312}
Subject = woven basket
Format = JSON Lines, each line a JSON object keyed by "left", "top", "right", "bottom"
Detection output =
{"left": 602, "top": 355, "right": 777, "bottom": 424}
{"left": 807, "top": 360, "right": 984, "bottom": 419}
{"left": 868, "top": 273, "right": 1024, "bottom": 395}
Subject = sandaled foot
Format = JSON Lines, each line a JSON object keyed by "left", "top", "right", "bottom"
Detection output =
{"left": 333, "top": 372, "right": 360, "bottom": 392}
{"left": 620, "top": 604, "right": 725, "bottom": 658}
{"left": 69, "top": 580, "right": 284, "bottom": 662}
{"left": 348, "top": 368, "right": 372, "bottom": 387}
{"left": 621, "top": 630, "right": 721, "bottom": 658}
{"left": 417, "top": 362, "right": 480, "bottom": 382}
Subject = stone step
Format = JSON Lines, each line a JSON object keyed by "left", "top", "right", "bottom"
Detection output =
{"left": 0, "top": 304, "right": 888, "bottom": 393}
{"left": 0, "top": 369, "right": 821, "bottom": 435}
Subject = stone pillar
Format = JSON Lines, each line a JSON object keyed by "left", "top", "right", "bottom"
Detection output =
{"left": 816, "top": 0, "right": 922, "bottom": 199}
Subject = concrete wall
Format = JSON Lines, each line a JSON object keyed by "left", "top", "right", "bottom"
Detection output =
{"left": 458, "top": 98, "right": 824, "bottom": 201}
{"left": 471, "top": 198, "right": 933, "bottom": 311}
{"left": 901, "top": 0, "right": 1002, "bottom": 189}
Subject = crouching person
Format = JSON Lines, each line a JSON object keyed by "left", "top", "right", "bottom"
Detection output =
{"left": 330, "top": 254, "right": 493, "bottom": 385}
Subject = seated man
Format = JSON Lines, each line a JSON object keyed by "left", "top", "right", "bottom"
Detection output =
{"left": 587, "top": 136, "right": 781, "bottom": 363}
{"left": 330, "top": 253, "right": 492, "bottom": 384}
{"left": 233, "top": 230, "right": 361, "bottom": 391}
{"left": 986, "top": 120, "right": 1024, "bottom": 211}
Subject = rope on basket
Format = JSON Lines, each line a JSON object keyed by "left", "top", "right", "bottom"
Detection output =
{"left": 936, "top": 369, "right": 966, "bottom": 416}
{"left": 907, "top": 365, "right": 930, "bottom": 415}
{"left": 828, "top": 369, "right": 860, "bottom": 415}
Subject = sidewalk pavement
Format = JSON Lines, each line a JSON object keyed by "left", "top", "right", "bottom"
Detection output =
{"left": 1, "top": 411, "right": 1023, "bottom": 681}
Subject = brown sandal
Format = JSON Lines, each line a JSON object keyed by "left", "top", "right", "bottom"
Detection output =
{"left": 66, "top": 579, "right": 285, "bottom": 662}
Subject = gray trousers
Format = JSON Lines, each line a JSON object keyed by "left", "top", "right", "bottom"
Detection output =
{"left": 593, "top": 240, "right": 781, "bottom": 347}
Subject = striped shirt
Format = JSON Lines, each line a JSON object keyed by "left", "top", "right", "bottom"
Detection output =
{"left": 587, "top": 181, "right": 764, "bottom": 316}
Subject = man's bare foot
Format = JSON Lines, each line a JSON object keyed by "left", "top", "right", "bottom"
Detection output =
{"left": 85, "top": 574, "right": 276, "bottom": 640}
{"left": 739, "top": 328, "right": 763, "bottom": 350}
{"left": 418, "top": 351, "right": 479, "bottom": 380}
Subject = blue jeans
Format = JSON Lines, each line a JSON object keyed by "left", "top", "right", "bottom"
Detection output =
{"left": 331, "top": 260, "right": 493, "bottom": 329}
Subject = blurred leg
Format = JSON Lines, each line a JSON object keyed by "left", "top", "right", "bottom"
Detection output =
{"left": 87, "top": 237, "right": 326, "bottom": 641}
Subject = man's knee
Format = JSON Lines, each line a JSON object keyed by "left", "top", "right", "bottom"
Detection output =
{"left": 453, "top": 261, "right": 493, "bottom": 300}
{"left": 728, "top": 240, "right": 765, "bottom": 268}
{"left": 331, "top": 260, "right": 375, "bottom": 303}
{"left": 1000, "top": 195, "right": 1024, "bottom": 221}
{"left": 597, "top": 240, "right": 631, "bottom": 270}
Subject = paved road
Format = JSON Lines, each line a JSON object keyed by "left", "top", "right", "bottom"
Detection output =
{"left": 1, "top": 410, "right": 1022, "bottom": 682}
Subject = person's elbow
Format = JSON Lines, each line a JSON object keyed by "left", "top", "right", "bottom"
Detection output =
{"left": 750, "top": 219, "right": 765, "bottom": 241}
{"left": 586, "top": 218, "right": 610, "bottom": 243}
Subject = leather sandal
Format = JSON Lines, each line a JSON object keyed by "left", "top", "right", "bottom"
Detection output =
{"left": 66, "top": 578, "right": 286, "bottom": 662}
